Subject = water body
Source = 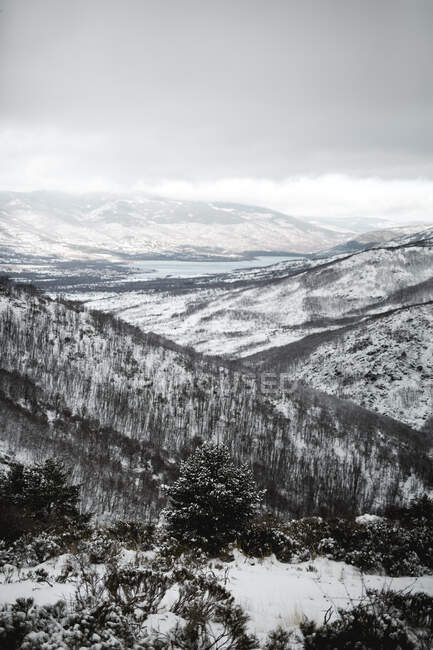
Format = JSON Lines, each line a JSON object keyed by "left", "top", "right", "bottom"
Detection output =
{"left": 130, "top": 255, "right": 301, "bottom": 280}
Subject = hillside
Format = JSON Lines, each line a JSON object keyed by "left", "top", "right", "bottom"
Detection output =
{"left": 78, "top": 241, "right": 433, "bottom": 359}
{"left": 59, "top": 236, "right": 433, "bottom": 433}
{"left": 0, "top": 278, "right": 431, "bottom": 519}
{"left": 0, "top": 191, "right": 349, "bottom": 260}
{"left": 321, "top": 224, "right": 433, "bottom": 255}
{"left": 261, "top": 302, "right": 433, "bottom": 432}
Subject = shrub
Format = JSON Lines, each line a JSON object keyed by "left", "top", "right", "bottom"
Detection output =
{"left": 0, "top": 533, "right": 64, "bottom": 569}
{"left": 105, "top": 564, "right": 170, "bottom": 618}
{"left": 238, "top": 509, "right": 433, "bottom": 577}
{"left": 281, "top": 514, "right": 433, "bottom": 576}
{"left": 167, "top": 566, "right": 258, "bottom": 649}
{"left": 107, "top": 521, "right": 155, "bottom": 550}
{"left": 264, "top": 627, "right": 301, "bottom": 649}
{"left": 239, "top": 514, "right": 303, "bottom": 562}
{"left": 77, "top": 530, "right": 121, "bottom": 564}
{"left": 0, "top": 597, "right": 145, "bottom": 650}
{"left": 301, "top": 590, "right": 433, "bottom": 649}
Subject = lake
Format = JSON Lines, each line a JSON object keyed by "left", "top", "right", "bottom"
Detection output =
{"left": 130, "top": 255, "right": 301, "bottom": 280}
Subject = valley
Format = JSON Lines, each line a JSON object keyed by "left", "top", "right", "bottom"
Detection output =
{"left": 1, "top": 194, "right": 433, "bottom": 648}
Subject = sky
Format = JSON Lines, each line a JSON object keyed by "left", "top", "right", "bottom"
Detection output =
{"left": 1, "top": 0, "right": 433, "bottom": 222}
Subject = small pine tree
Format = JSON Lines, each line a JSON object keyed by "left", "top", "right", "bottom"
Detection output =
{"left": 163, "top": 443, "right": 263, "bottom": 551}
{"left": 0, "top": 458, "right": 90, "bottom": 541}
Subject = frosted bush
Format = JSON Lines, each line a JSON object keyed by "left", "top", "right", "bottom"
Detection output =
{"left": 77, "top": 530, "right": 121, "bottom": 564}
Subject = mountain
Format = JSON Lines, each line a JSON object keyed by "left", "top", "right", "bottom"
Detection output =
{"left": 249, "top": 302, "right": 433, "bottom": 432}
{"left": 85, "top": 239, "right": 433, "bottom": 359}
{"left": 1, "top": 278, "right": 430, "bottom": 520}
{"left": 308, "top": 214, "right": 433, "bottom": 234}
{"left": 319, "top": 224, "right": 433, "bottom": 256}
{"left": 62, "top": 233, "right": 433, "bottom": 432}
{"left": 388, "top": 225, "right": 433, "bottom": 247}
{"left": 0, "top": 191, "right": 352, "bottom": 260}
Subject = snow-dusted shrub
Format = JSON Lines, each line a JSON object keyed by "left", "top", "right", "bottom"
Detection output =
{"left": 167, "top": 567, "right": 258, "bottom": 649}
{"left": 264, "top": 627, "right": 302, "bottom": 649}
{"left": 107, "top": 521, "right": 155, "bottom": 550}
{"left": 163, "top": 443, "right": 263, "bottom": 552}
{"left": 19, "top": 533, "right": 62, "bottom": 566}
{"left": 77, "top": 530, "right": 121, "bottom": 564}
{"left": 0, "top": 599, "right": 82, "bottom": 650}
{"left": 0, "top": 597, "right": 36, "bottom": 650}
{"left": 321, "top": 518, "right": 433, "bottom": 576}
{"left": 25, "top": 567, "right": 51, "bottom": 584}
{"left": 0, "top": 597, "right": 151, "bottom": 650}
{"left": 166, "top": 602, "right": 257, "bottom": 649}
{"left": 105, "top": 564, "right": 170, "bottom": 618}
{"left": 301, "top": 589, "right": 433, "bottom": 649}
{"left": 0, "top": 533, "right": 62, "bottom": 569}
{"left": 284, "top": 506, "right": 433, "bottom": 576}
{"left": 239, "top": 515, "right": 306, "bottom": 563}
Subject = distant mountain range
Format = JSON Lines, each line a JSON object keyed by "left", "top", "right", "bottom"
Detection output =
{"left": 0, "top": 191, "right": 353, "bottom": 259}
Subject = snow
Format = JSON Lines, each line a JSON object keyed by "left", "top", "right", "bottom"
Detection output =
{"left": 217, "top": 552, "right": 433, "bottom": 641}
{"left": 1, "top": 550, "right": 433, "bottom": 642}
{"left": 355, "top": 514, "right": 383, "bottom": 525}
{"left": 0, "top": 579, "right": 76, "bottom": 608}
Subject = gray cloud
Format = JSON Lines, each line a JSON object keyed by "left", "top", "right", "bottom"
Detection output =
{"left": 1, "top": 0, "right": 433, "bottom": 190}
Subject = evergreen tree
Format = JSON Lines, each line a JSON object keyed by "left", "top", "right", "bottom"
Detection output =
{"left": 0, "top": 458, "right": 90, "bottom": 541}
{"left": 163, "top": 443, "right": 263, "bottom": 551}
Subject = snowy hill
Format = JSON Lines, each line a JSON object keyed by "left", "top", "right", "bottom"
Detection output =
{"left": 321, "top": 224, "right": 433, "bottom": 255}
{"left": 0, "top": 279, "right": 430, "bottom": 519}
{"left": 0, "top": 191, "right": 351, "bottom": 259}
{"left": 60, "top": 237, "right": 433, "bottom": 432}
{"left": 80, "top": 242, "right": 433, "bottom": 359}
{"left": 265, "top": 302, "right": 433, "bottom": 431}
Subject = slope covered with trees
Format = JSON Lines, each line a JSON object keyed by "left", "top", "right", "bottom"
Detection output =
{"left": 0, "top": 278, "right": 431, "bottom": 520}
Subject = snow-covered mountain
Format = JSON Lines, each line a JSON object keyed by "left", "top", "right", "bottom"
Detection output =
{"left": 1, "top": 279, "right": 430, "bottom": 518}
{"left": 80, "top": 241, "right": 433, "bottom": 360}
{"left": 64, "top": 235, "right": 433, "bottom": 431}
{"left": 285, "top": 303, "right": 433, "bottom": 431}
{"left": 0, "top": 191, "right": 352, "bottom": 259}
{"left": 321, "top": 224, "right": 433, "bottom": 255}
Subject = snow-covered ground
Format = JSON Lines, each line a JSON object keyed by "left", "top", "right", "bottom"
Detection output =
{"left": 1, "top": 550, "right": 433, "bottom": 644}
{"left": 220, "top": 552, "right": 433, "bottom": 641}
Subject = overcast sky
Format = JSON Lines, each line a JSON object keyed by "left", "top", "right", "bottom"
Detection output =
{"left": 1, "top": 0, "right": 433, "bottom": 221}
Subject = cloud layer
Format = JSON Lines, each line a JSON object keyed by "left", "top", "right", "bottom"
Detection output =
{"left": 136, "top": 176, "right": 433, "bottom": 224}
{"left": 1, "top": 1, "right": 433, "bottom": 223}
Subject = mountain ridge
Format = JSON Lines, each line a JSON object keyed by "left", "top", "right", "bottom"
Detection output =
{"left": 0, "top": 191, "right": 351, "bottom": 259}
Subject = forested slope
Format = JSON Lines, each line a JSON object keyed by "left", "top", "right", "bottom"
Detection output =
{"left": 0, "top": 278, "right": 431, "bottom": 519}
